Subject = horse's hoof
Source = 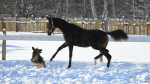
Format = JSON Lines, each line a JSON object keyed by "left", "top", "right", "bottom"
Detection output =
{"left": 50, "top": 59, "right": 52, "bottom": 62}
{"left": 94, "top": 59, "right": 97, "bottom": 65}
{"left": 67, "top": 66, "right": 71, "bottom": 69}
{"left": 107, "top": 64, "right": 110, "bottom": 68}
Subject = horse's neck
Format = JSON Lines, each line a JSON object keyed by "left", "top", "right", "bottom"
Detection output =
{"left": 54, "top": 18, "right": 84, "bottom": 34}
{"left": 56, "top": 21, "right": 70, "bottom": 33}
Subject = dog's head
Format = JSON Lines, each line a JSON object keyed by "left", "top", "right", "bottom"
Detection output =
{"left": 31, "top": 47, "right": 42, "bottom": 63}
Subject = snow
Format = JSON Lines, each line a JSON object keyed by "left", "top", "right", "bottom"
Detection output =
{"left": 0, "top": 32, "right": 64, "bottom": 41}
{"left": 0, "top": 60, "right": 150, "bottom": 84}
{"left": 0, "top": 39, "right": 150, "bottom": 83}
{"left": 0, "top": 32, "right": 150, "bottom": 83}
{"left": 1, "top": 32, "right": 150, "bottom": 42}
{"left": 147, "top": 22, "right": 150, "bottom": 25}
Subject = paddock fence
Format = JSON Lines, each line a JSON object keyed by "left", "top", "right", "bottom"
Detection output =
{"left": 0, "top": 17, "right": 150, "bottom": 35}
{"left": 1, "top": 17, "right": 150, "bottom": 60}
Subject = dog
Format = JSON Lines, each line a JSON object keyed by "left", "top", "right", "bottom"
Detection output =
{"left": 30, "top": 47, "right": 46, "bottom": 69}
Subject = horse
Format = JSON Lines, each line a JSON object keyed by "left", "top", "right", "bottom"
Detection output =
{"left": 30, "top": 47, "right": 46, "bottom": 69}
{"left": 47, "top": 17, "right": 128, "bottom": 68}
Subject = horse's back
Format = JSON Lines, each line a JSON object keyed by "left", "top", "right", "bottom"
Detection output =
{"left": 87, "top": 30, "right": 107, "bottom": 41}
{"left": 86, "top": 30, "right": 108, "bottom": 48}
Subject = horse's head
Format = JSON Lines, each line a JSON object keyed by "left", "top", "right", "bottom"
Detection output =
{"left": 31, "top": 47, "right": 42, "bottom": 63}
{"left": 47, "top": 17, "right": 56, "bottom": 36}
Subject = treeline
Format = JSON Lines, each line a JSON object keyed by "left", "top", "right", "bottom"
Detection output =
{"left": 0, "top": 0, "right": 150, "bottom": 19}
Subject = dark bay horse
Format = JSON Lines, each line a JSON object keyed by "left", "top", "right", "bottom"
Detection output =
{"left": 47, "top": 17, "right": 128, "bottom": 68}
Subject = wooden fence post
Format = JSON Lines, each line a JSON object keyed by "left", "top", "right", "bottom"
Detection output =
{"left": 102, "top": 15, "right": 107, "bottom": 32}
{"left": 126, "top": 19, "right": 129, "bottom": 34}
{"left": 2, "top": 40, "right": 6, "bottom": 60}
{"left": 146, "top": 15, "right": 150, "bottom": 36}
{"left": 15, "top": 15, "right": 20, "bottom": 32}
{"left": 122, "top": 16, "right": 125, "bottom": 31}
{"left": 147, "top": 23, "right": 150, "bottom": 36}
{"left": 31, "top": 15, "right": 35, "bottom": 32}
{"left": 1, "top": 15, "right": 6, "bottom": 60}
{"left": 123, "top": 19, "right": 129, "bottom": 34}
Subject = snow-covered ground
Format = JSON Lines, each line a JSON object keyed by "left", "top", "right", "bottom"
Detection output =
{"left": 0, "top": 39, "right": 150, "bottom": 83}
{"left": 1, "top": 32, "right": 150, "bottom": 42}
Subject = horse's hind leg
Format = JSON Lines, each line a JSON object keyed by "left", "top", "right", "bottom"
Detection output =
{"left": 68, "top": 45, "right": 73, "bottom": 68}
{"left": 104, "top": 53, "right": 112, "bottom": 68}
{"left": 92, "top": 46, "right": 109, "bottom": 65}
{"left": 94, "top": 48, "right": 112, "bottom": 68}
{"left": 94, "top": 52, "right": 104, "bottom": 65}
{"left": 50, "top": 42, "right": 68, "bottom": 62}
{"left": 99, "top": 51, "right": 103, "bottom": 62}
{"left": 100, "top": 38, "right": 108, "bottom": 62}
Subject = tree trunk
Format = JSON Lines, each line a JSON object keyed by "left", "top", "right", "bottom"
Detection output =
{"left": 112, "top": 0, "right": 115, "bottom": 18}
{"left": 103, "top": 0, "right": 108, "bottom": 20}
{"left": 132, "top": 0, "right": 135, "bottom": 19}
{"left": 90, "top": 0, "right": 97, "bottom": 20}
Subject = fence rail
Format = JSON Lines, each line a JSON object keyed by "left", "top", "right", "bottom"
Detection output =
{"left": 0, "top": 17, "right": 150, "bottom": 35}
{"left": 1, "top": 33, "right": 150, "bottom": 60}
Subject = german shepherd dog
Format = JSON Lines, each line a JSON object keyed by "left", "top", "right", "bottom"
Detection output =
{"left": 30, "top": 47, "right": 46, "bottom": 69}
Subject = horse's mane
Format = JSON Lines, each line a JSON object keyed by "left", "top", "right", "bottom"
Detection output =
{"left": 70, "top": 23, "right": 83, "bottom": 29}
{"left": 55, "top": 18, "right": 84, "bottom": 31}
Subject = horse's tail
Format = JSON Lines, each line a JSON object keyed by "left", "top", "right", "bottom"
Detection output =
{"left": 106, "top": 29, "right": 128, "bottom": 41}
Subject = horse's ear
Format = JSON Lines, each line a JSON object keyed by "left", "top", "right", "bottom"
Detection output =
{"left": 32, "top": 47, "right": 35, "bottom": 50}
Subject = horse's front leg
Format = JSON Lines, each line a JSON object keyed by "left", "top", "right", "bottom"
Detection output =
{"left": 50, "top": 42, "right": 68, "bottom": 62}
{"left": 67, "top": 45, "right": 73, "bottom": 68}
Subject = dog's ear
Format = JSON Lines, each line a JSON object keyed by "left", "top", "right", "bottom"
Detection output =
{"left": 32, "top": 47, "right": 35, "bottom": 50}
{"left": 39, "top": 49, "right": 42, "bottom": 53}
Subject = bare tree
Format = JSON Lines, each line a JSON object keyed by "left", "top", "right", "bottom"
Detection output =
{"left": 55, "top": 0, "right": 61, "bottom": 17}
{"left": 83, "top": 0, "right": 87, "bottom": 18}
{"left": 132, "top": 0, "right": 135, "bottom": 19}
{"left": 143, "top": 0, "right": 149, "bottom": 17}
{"left": 90, "top": 0, "right": 97, "bottom": 20}
{"left": 103, "top": 0, "right": 108, "bottom": 20}
{"left": 1, "top": 0, "right": 150, "bottom": 19}
{"left": 66, "top": 0, "right": 69, "bottom": 18}
{"left": 112, "top": 0, "right": 115, "bottom": 18}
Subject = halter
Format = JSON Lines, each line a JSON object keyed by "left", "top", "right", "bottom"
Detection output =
{"left": 47, "top": 18, "right": 56, "bottom": 35}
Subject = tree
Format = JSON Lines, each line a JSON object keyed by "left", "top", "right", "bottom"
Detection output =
{"left": 55, "top": 0, "right": 61, "bottom": 17}
{"left": 103, "top": 0, "right": 108, "bottom": 20}
{"left": 132, "top": 0, "right": 135, "bottom": 19}
{"left": 112, "top": 0, "right": 115, "bottom": 18}
{"left": 143, "top": 0, "right": 149, "bottom": 17}
{"left": 90, "top": 0, "right": 97, "bottom": 19}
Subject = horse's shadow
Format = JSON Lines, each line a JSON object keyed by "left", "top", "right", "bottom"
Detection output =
{"left": 45, "top": 61, "right": 150, "bottom": 70}
{"left": 45, "top": 60, "right": 107, "bottom": 69}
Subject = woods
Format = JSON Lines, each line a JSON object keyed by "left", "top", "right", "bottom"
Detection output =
{"left": 0, "top": 0, "right": 150, "bottom": 19}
